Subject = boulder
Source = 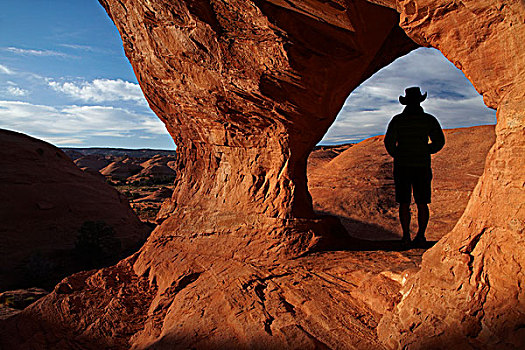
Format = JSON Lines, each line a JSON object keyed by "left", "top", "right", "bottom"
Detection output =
{"left": 0, "top": 129, "right": 150, "bottom": 291}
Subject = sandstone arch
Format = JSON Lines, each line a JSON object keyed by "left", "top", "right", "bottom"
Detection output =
{"left": 98, "top": 0, "right": 422, "bottom": 259}
{"left": 1, "top": 1, "right": 523, "bottom": 348}
{"left": 99, "top": 0, "right": 524, "bottom": 346}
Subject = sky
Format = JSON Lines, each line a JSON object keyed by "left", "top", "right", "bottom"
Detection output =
{"left": 321, "top": 49, "right": 497, "bottom": 144}
{"left": 0, "top": 1, "right": 495, "bottom": 149}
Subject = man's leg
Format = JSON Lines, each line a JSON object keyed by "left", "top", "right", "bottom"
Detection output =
{"left": 413, "top": 167, "right": 432, "bottom": 245}
{"left": 415, "top": 203, "right": 429, "bottom": 241}
{"left": 394, "top": 165, "right": 412, "bottom": 242}
{"left": 399, "top": 203, "right": 411, "bottom": 242}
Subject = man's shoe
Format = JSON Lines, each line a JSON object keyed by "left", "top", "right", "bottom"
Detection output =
{"left": 413, "top": 235, "right": 427, "bottom": 248}
{"left": 401, "top": 235, "right": 411, "bottom": 247}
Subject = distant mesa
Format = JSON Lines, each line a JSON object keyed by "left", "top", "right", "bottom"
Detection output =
{"left": 62, "top": 147, "right": 176, "bottom": 159}
{"left": 131, "top": 155, "right": 177, "bottom": 181}
{"left": 100, "top": 158, "right": 144, "bottom": 179}
{"left": 73, "top": 155, "right": 112, "bottom": 172}
{"left": 65, "top": 148, "right": 177, "bottom": 184}
{"left": 64, "top": 149, "right": 178, "bottom": 224}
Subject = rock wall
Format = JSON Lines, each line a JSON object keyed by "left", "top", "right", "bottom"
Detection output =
{"left": 375, "top": 1, "right": 525, "bottom": 348}
{"left": 103, "top": 0, "right": 523, "bottom": 346}
{"left": 0, "top": 129, "right": 150, "bottom": 290}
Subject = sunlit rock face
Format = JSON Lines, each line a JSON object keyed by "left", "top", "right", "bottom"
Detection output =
{"left": 101, "top": 0, "right": 524, "bottom": 347}
{"left": 0, "top": 1, "right": 523, "bottom": 349}
{"left": 99, "top": 0, "right": 417, "bottom": 258}
{"left": 375, "top": 1, "right": 525, "bottom": 348}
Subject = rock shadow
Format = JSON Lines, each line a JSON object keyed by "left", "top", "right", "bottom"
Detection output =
{"left": 314, "top": 211, "right": 437, "bottom": 252}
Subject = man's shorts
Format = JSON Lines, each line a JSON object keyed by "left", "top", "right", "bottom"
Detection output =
{"left": 393, "top": 165, "right": 432, "bottom": 204}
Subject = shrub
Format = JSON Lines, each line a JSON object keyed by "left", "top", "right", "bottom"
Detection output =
{"left": 73, "top": 221, "right": 122, "bottom": 269}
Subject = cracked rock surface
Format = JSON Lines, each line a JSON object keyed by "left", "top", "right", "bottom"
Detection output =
{"left": 0, "top": 242, "right": 424, "bottom": 349}
{"left": 0, "top": 0, "right": 524, "bottom": 349}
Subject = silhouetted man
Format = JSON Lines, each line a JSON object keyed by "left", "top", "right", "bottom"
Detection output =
{"left": 384, "top": 87, "right": 445, "bottom": 247}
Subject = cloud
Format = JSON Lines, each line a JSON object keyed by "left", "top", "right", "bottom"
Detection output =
{"left": 4, "top": 46, "right": 71, "bottom": 58}
{"left": 0, "top": 82, "right": 30, "bottom": 98}
{"left": 59, "top": 44, "right": 95, "bottom": 51}
{"left": 48, "top": 79, "right": 146, "bottom": 103}
{"left": 6, "top": 86, "right": 29, "bottom": 97}
{"left": 0, "top": 100, "right": 168, "bottom": 146}
{"left": 320, "top": 48, "right": 496, "bottom": 144}
{"left": 42, "top": 136, "right": 85, "bottom": 145}
{"left": 0, "top": 64, "right": 13, "bottom": 75}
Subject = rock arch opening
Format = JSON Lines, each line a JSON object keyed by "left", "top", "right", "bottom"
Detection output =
{"left": 101, "top": 0, "right": 523, "bottom": 345}
{"left": 101, "top": 0, "right": 422, "bottom": 258}
{"left": 99, "top": 0, "right": 522, "bottom": 260}
{"left": 308, "top": 47, "right": 497, "bottom": 243}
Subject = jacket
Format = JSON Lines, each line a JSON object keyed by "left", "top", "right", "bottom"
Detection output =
{"left": 384, "top": 105, "right": 445, "bottom": 167}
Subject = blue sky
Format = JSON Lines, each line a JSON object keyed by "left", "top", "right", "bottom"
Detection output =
{"left": 0, "top": 1, "right": 495, "bottom": 149}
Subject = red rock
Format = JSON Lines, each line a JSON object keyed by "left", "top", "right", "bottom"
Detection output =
{"left": 129, "top": 155, "right": 177, "bottom": 181}
{"left": 73, "top": 154, "right": 111, "bottom": 172}
{"left": 100, "top": 158, "right": 143, "bottom": 179}
{"left": 307, "top": 143, "right": 353, "bottom": 170}
{"left": 308, "top": 125, "right": 496, "bottom": 242}
{"left": 98, "top": 0, "right": 417, "bottom": 257}
{"left": 0, "top": 129, "right": 150, "bottom": 290}
{"left": 0, "top": 306, "right": 20, "bottom": 321}
{"left": 0, "top": 288, "right": 48, "bottom": 311}
{"left": 1, "top": 0, "right": 524, "bottom": 348}
{"left": 134, "top": 187, "right": 173, "bottom": 203}
{"left": 374, "top": 1, "right": 525, "bottom": 348}
{"left": 0, "top": 247, "right": 422, "bottom": 349}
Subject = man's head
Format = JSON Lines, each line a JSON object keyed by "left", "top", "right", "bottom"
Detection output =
{"left": 399, "top": 87, "right": 427, "bottom": 106}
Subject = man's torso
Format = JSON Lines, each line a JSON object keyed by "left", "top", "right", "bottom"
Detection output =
{"left": 390, "top": 110, "right": 437, "bottom": 167}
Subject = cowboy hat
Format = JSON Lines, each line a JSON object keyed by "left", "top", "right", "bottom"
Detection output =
{"left": 399, "top": 86, "right": 427, "bottom": 105}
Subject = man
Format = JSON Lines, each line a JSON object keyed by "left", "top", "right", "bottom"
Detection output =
{"left": 384, "top": 87, "right": 445, "bottom": 247}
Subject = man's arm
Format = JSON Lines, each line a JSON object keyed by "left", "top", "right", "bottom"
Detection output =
{"left": 428, "top": 117, "right": 445, "bottom": 154}
{"left": 384, "top": 119, "right": 397, "bottom": 158}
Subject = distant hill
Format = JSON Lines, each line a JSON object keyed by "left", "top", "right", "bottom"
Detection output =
{"left": 62, "top": 147, "right": 176, "bottom": 160}
{"left": 308, "top": 125, "right": 496, "bottom": 242}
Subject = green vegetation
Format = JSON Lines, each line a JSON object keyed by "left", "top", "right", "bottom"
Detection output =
{"left": 129, "top": 176, "right": 175, "bottom": 186}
